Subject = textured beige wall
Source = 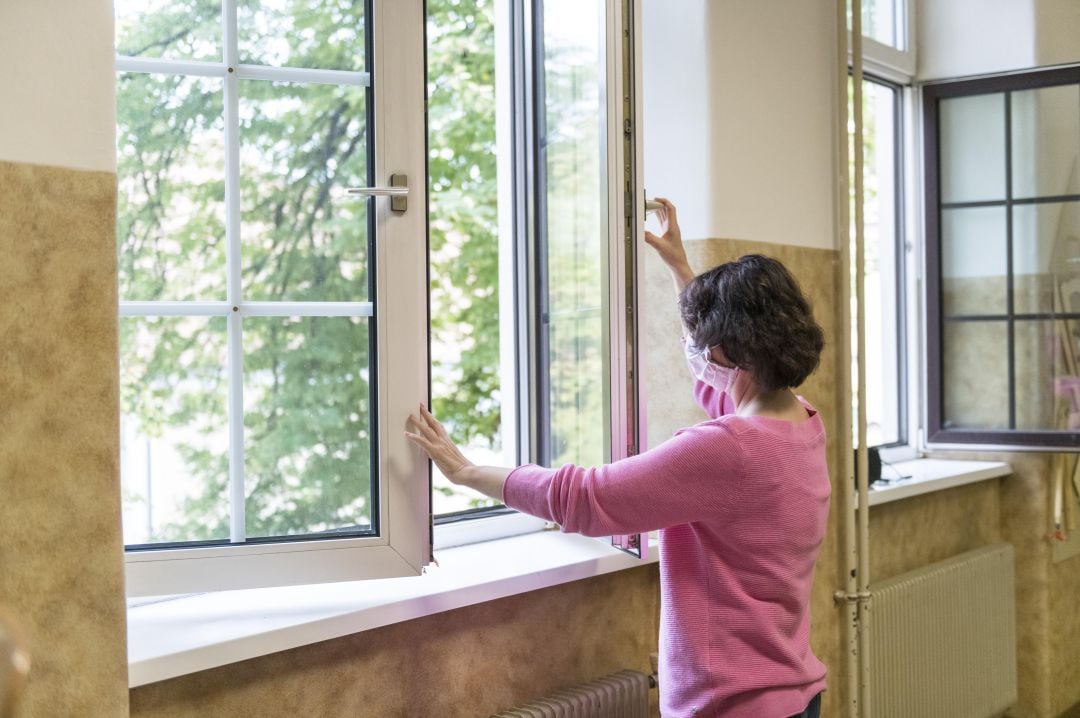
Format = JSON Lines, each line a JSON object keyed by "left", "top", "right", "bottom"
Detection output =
{"left": 131, "top": 238, "right": 843, "bottom": 716}
{"left": 890, "top": 450, "right": 1080, "bottom": 718}
{"left": 0, "top": 161, "right": 128, "bottom": 717}
{"left": 131, "top": 565, "right": 660, "bottom": 717}
{"left": 869, "top": 480, "right": 1003, "bottom": 580}
{"left": 644, "top": 238, "right": 847, "bottom": 717}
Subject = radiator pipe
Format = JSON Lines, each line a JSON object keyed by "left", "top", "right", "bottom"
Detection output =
{"left": 851, "top": 2, "right": 873, "bottom": 715}
{"left": 835, "top": 0, "right": 872, "bottom": 715}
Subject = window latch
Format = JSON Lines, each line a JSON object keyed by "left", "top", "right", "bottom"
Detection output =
{"left": 345, "top": 173, "right": 409, "bottom": 213}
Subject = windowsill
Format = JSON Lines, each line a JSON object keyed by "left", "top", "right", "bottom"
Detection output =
{"left": 867, "top": 458, "right": 1012, "bottom": 506}
{"left": 127, "top": 530, "right": 659, "bottom": 688}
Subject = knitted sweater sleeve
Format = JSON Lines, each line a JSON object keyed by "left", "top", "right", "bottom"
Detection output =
{"left": 503, "top": 422, "right": 742, "bottom": 536}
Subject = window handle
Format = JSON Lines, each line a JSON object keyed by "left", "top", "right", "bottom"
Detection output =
{"left": 345, "top": 173, "right": 408, "bottom": 213}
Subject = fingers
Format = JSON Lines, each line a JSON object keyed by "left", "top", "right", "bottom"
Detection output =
{"left": 644, "top": 230, "right": 658, "bottom": 246}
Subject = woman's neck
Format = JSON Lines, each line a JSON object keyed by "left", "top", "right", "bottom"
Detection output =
{"left": 732, "top": 375, "right": 808, "bottom": 421}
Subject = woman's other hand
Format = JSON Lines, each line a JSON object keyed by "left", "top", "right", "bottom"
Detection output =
{"left": 644, "top": 198, "right": 695, "bottom": 292}
{"left": 406, "top": 404, "right": 473, "bottom": 483}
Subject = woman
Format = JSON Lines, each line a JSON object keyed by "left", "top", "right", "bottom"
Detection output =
{"left": 406, "top": 199, "right": 829, "bottom": 718}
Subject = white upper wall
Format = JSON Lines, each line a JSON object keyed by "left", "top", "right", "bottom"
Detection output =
{"left": 0, "top": 0, "right": 116, "bottom": 172}
{"left": 917, "top": 0, "right": 1080, "bottom": 80}
{"left": 642, "top": 0, "right": 838, "bottom": 250}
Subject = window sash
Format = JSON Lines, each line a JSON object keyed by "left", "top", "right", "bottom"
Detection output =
{"left": 124, "top": 0, "right": 431, "bottom": 596}
{"left": 923, "top": 65, "right": 1080, "bottom": 449}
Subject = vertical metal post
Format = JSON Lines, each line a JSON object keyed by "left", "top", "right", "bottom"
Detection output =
{"left": 852, "top": 0, "right": 874, "bottom": 714}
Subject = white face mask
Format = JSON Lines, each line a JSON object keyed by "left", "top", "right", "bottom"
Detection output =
{"left": 684, "top": 339, "right": 739, "bottom": 393}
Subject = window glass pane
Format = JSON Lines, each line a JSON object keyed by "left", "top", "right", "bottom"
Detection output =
{"left": 542, "top": 0, "right": 609, "bottom": 467}
{"left": 861, "top": 80, "right": 901, "bottom": 446}
{"left": 237, "top": 0, "right": 366, "bottom": 72}
{"left": 115, "top": 0, "right": 222, "bottom": 62}
{"left": 1013, "top": 202, "right": 1080, "bottom": 314}
{"left": 427, "top": 0, "right": 505, "bottom": 514}
{"left": 943, "top": 320, "right": 1009, "bottom": 429}
{"left": 1011, "top": 85, "right": 1080, "bottom": 200}
{"left": 861, "top": 0, "right": 902, "bottom": 50}
{"left": 120, "top": 316, "right": 229, "bottom": 545}
{"left": 942, "top": 207, "right": 1008, "bottom": 316}
{"left": 239, "top": 81, "right": 368, "bottom": 302}
{"left": 243, "top": 316, "right": 373, "bottom": 538}
{"left": 1015, "top": 320, "right": 1073, "bottom": 431}
{"left": 940, "top": 94, "right": 1006, "bottom": 204}
{"left": 117, "top": 73, "right": 226, "bottom": 302}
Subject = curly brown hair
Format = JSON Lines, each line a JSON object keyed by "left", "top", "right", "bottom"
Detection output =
{"left": 678, "top": 254, "right": 824, "bottom": 392}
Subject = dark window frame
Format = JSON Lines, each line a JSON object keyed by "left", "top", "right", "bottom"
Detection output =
{"left": 924, "top": 65, "right": 1080, "bottom": 448}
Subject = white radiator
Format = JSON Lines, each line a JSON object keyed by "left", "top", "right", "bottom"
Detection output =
{"left": 869, "top": 542, "right": 1017, "bottom": 718}
{"left": 491, "top": 670, "right": 651, "bottom": 718}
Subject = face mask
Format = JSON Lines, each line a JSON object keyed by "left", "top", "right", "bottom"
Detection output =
{"left": 684, "top": 339, "right": 739, "bottom": 393}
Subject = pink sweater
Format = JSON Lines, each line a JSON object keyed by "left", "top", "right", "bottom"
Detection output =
{"left": 503, "top": 380, "right": 831, "bottom": 717}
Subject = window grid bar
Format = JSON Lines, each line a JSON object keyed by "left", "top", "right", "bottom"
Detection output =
{"left": 1005, "top": 91, "right": 1016, "bottom": 430}
{"left": 120, "top": 302, "right": 373, "bottom": 317}
{"left": 115, "top": 56, "right": 370, "bottom": 87}
{"left": 941, "top": 194, "right": 1080, "bottom": 210}
{"left": 945, "top": 313, "right": 1080, "bottom": 322}
{"left": 223, "top": 0, "right": 246, "bottom": 544}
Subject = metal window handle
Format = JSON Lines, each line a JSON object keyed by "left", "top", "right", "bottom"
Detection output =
{"left": 345, "top": 173, "right": 408, "bottom": 213}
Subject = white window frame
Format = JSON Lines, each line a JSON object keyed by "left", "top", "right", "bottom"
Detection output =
{"left": 850, "top": 0, "right": 919, "bottom": 464}
{"left": 122, "top": 0, "right": 431, "bottom": 597}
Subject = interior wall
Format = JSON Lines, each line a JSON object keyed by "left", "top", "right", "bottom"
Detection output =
{"left": 130, "top": 566, "right": 661, "bottom": 717}
{"left": 0, "top": 0, "right": 116, "bottom": 172}
{"left": 0, "top": 1, "right": 127, "bottom": 716}
{"left": 916, "top": 0, "right": 1080, "bottom": 80}
{"left": 642, "top": 0, "right": 838, "bottom": 251}
{"left": 0, "top": 2, "right": 128, "bottom": 718}
{"left": 645, "top": 239, "right": 846, "bottom": 718}
{"left": 639, "top": 2, "right": 848, "bottom": 714}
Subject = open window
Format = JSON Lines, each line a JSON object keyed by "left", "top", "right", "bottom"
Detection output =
{"left": 118, "top": 0, "right": 647, "bottom": 597}
{"left": 426, "top": 0, "right": 646, "bottom": 556}
{"left": 118, "top": 0, "right": 430, "bottom": 595}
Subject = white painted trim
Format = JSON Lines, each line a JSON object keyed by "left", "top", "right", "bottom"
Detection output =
{"left": 127, "top": 530, "right": 659, "bottom": 687}
{"left": 866, "top": 458, "right": 1011, "bottom": 506}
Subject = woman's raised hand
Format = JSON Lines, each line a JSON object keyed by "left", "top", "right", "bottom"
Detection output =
{"left": 644, "top": 198, "right": 695, "bottom": 291}
{"left": 405, "top": 404, "right": 474, "bottom": 484}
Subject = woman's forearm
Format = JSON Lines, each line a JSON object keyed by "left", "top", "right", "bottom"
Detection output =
{"left": 457, "top": 465, "right": 513, "bottom": 502}
{"left": 669, "top": 260, "right": 696, "bottom": 294}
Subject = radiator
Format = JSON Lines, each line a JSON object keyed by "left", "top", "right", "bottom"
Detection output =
{"left": 491, "top": 670, "right": 651, "bottom": 718}
{"left": 869, "top": 542, "right": 1017, "bottom": 718}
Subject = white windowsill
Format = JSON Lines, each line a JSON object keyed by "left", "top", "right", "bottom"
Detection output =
{"left": 127, "top": 530, "right": 659, "bottom": 688}
{"left": 867, "top": 458, "right": 1012, "bottom": 506}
